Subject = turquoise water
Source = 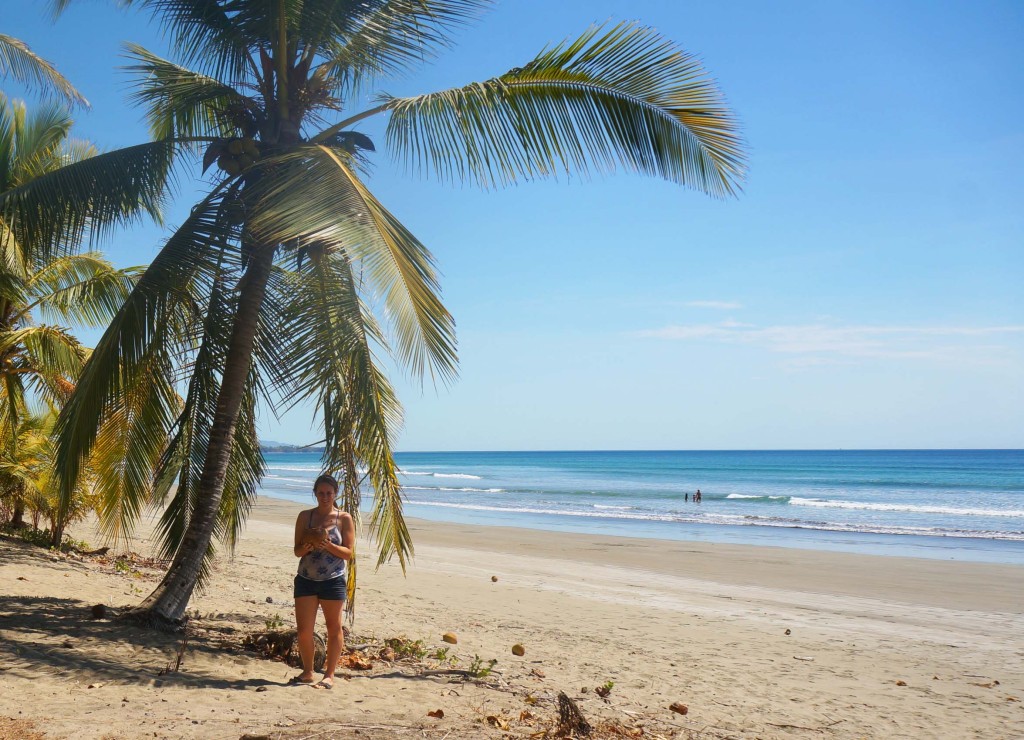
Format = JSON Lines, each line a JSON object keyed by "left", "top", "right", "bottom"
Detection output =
{"left": 260, "top": 450, "right": 1024, "bottom": 564}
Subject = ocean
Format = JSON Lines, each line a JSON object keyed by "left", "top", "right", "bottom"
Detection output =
{"left": 260, "top": 449, "right": 1024, "bottom": 564}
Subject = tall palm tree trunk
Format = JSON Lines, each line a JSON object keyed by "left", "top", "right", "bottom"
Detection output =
{"left": 131, "top": 247, "right": 275, "bottom": 627}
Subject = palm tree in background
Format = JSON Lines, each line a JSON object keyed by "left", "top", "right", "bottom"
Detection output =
{"left": 0, "top": 32, "right": 88, "bottom": 106}
{"left": 50, "top": 0, "right": 745, "bottom": 628}
{"left": 0, "top": 95, "right": 144, "bottom": 532}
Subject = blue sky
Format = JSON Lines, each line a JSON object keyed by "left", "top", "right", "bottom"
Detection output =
{"left": 6, "top": 1, "right": 1022, "bottom": 450}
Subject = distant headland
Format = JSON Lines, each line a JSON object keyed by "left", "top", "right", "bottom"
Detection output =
{"left": 259, "top": 440, "right": 325, "bottom": 454}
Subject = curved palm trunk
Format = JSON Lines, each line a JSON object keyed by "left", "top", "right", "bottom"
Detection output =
{"left": 131, "top": 247, "right": 275, "bottom": 628}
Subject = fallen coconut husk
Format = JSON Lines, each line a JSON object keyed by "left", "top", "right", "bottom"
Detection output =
{"left": 557, "top": 691, "right": 592, "bottom": 736}
{"left": 242, "top": 629, "right": 326, "bottom": 671}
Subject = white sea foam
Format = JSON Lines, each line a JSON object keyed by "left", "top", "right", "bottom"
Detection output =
{"left": 593, "top": 504, "right": 634, "bottom": 510}
{"left": 405, "top": 486, "right": 503, "bottom": 493}
{"left": 265, "top": 465, "right": 320, "bottom": 472}
{"left": 789, "top": 498, "right": 1024, "bottom": 518}
{"left": 264, "top": 473, "right": 312, "bottom": 481}
{"left": 725, "top": 493, "right": 788, "bottom": 500}
{"left": 407, "top": 501, "right": 1024, "bottom": 541}
{"left": 398, "top": 470, "right": 482, "bottom": 479}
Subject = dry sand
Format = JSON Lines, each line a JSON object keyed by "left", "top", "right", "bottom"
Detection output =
{"left": 2, "top": 495, "right": 1023, "bottom": 739}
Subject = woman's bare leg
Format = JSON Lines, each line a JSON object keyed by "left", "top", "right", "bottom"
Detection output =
{"left": 318, "top": 598, "right": 345, "bottom": 687}
{"left": 293, "top": 595, "right": 319, "bottom": 682}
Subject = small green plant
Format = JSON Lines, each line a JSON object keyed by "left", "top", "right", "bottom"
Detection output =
{"left": 467, "top": 654, "right": 497, "bottom": 678}
{"left": 112, "top": 557, "right": 142, "bottom": 578}
{"left": 430, "top": 646, "right": 459, "bottom": 665}
{"left": 384, "top": 636, "right": 428, "bottom": 660}
{"left": 264, "top": 614, "right": 285, "bottom": 630}
{"left": 595, "top": 680, "right": 615, "bottom": 698}
{"left": 1, "top": 524, "right": 88, "bottom": 552}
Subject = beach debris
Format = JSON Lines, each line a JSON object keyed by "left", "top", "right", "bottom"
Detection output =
{"left": 16, "top": 576, "right": 27, "bottom": 581}
{"left": 379, "top": 645, "right": 396, "bottom": 662}
{"left": 491, "top": 575, "right": 499, "bottom": 582}
{"left": 512, "top": 643, "right": 526, "bottom": 656}
{"left": 970, "top": 680, "right": 1000, "bottom": 688}
{"left": 265, "top": 596, "right": 273, "bottom": 603}
{"left": 525, "top": 694, "right": 538, "bottom": 705}
{"left": 384, "top": 636, "right": 427, "bottom": 660}
{"left": 342, "top": 652, "right": 373, "bottom": 670}
{"left": 793, "top": 655, "right": 814, "bottom": 661}
{"left": 442, "top": 632, "right": 458, "bottom": 644}
{"left": 669, "top": 702, "right": 689, "bottom": 715}
{"left": 90, "top": 604, "right": 107, "bottom": 619}
{"left": 557, "top": 692, "right": 592, "bottom": 736}
{"left": 595, "top": 680, "right": 614, "bottom": 698}
{"left": 487, "top": 714, "right": 511, "bottom": 730}
{"left": 62, "top": 640, "right": 73, "bottom": 648}
{"left": 254, "top": 686, "right": 267, "bottom": 692}
{"left": 530, "top": 667, "right": 546, "bottom": 678}
{"left": 427, "top": 709, "right": 444, "bottom": 719}
{"left": 87, "top": 683, "right": 104, "bottom": 689}
{"left": 895, "top": 680, "right": 907, "bottom": 686}
{"left": 243, "top": 629, "right": 326, "bottom": 672}
{"left": 580, "top": 686, "right": 589, "bottom": 693}
{"left": 1007, "top": 696, "right": 1019, "bottom": 702}
{"left": 79, "top": 546, "right": 110, "bottom": 556}
{"left": 785, "top": 628, "right": 791, "bottom": 635}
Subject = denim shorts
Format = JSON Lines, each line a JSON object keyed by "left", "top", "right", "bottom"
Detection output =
{"left": 293, "top": 574, "right": 347, "bottom": 601}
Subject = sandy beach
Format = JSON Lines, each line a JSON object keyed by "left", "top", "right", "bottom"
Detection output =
{"left": 2, "top": 495, "right": 1023, "bottom": 739}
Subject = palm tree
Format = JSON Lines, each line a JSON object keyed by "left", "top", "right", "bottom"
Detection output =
{"left": 0, "top": 32, "right": 87, "bottom": 106}
{"left": 51, "top": 0, "right": 745, "bottom": 628}
{"left": 0, "top": 95, "right": 150, "bottom": 531}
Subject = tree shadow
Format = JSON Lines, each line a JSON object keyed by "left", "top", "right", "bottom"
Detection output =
{"left": 0, "top": 594, "right": 278, "bottom": 690}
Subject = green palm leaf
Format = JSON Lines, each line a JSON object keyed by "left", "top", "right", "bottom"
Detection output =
{"left": 0, "top": 33, "right": 88, "bottom": 107}
{"left": 247, "top": 145, "right": 457, "bottom": 384}
{"left": 382, "top": 21, "right": 745, "bottom": 195}
{"left": 3, "top": 325, "right": 88, "bottom": 382}
{"left": 124, "top": 43, "right": 249, "bottom": 140}
{"left": 315, "top": 0, "right": 489, "bottom": 95}
{"left": 0, "top": 139, "right": 176, "bottom": 263}
{"left": 276, "top": 245, "right": 410, "bottom": 570}
{"left": 53, "top": 186, "right": 235, "bottom": 526}
{"left": 22, "top": 252, "right": 139, "bottom": 327}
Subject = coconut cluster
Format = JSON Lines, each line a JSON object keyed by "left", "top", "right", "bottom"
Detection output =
{"left": 216, "top": 137, "right": 260, "bottom": 176}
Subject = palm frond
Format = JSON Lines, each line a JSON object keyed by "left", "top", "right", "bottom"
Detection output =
{"left": 52, "top": 186, "right": 236, "bottom": 524}
{"left": 0, "top": 140, "right": 177, "bottom": 263}
{"left": 23, "top": 252, "right": 139, "bottom": 328}
{"left": 3, "top": 325, "right": 88, "bottom": 381}
{"left": 52, "top": 0, "right": 258, "bottom": 82}
{"left": 89, "top": 349, "right": 180, "bottom": 547}
{"left": 248, "top": 145, "right": 457, "bottom": 384}
{"left": 276, "top": 246, "right": 410, "bottom": 570}
{"left": 0, "top": 33, "right": 88, "bottom": 107}
{"left": 314, "top": 0, "right": 489, "bottom": 95}
{"left": 124, "top": 44, "right": 249, "bottom": 140}
{"left": 9, "top": 99, "right": 75, "bottom": 185}
{"left": 383, "top": 21, "right": 745, "bottom": 195}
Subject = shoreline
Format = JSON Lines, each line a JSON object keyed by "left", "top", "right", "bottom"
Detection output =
{"left": 256, "top": 495, "right": 1024, "bottom": 613}
{"left": 2, "top": 495, "right": 1022, "bottom": 739}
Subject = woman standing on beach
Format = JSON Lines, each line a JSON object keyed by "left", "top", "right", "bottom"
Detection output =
{"left": 292, "top": 474, "right": 354, "bottom": 689}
